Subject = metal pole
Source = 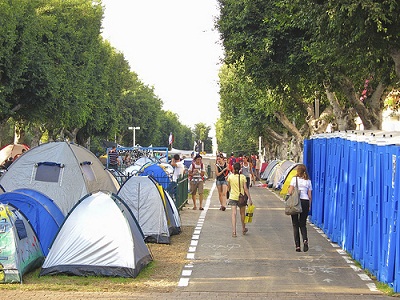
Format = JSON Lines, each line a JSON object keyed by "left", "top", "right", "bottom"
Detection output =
{"left": 133, "top": 128, "right": 136, "bottom": 147}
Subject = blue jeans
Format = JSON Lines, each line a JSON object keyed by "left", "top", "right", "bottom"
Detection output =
{"left": 291, "top": 199, "right": 310, "bottom": 247}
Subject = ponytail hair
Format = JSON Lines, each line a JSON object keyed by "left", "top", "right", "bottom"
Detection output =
{"left": 296, "top": 164, "right": 309, "bottom": 180}
{"left": 233, "top": 162, "right": 241, "bottom": 174}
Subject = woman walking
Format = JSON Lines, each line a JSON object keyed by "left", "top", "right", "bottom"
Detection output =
{"left": 287, "top": 164, "right": 312, "bottom": 252}
{"left": 227, "top": 162, "right": 252, "bottom": 237}
{"left": 241, "top": 155, "right": 254, "bottom": 188}
{"left": 215, "top": 154, "right": 229, "bottom": 211}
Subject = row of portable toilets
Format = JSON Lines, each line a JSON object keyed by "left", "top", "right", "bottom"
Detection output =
{"left": 303, "top": 130, "right": 400, "bottom": 292}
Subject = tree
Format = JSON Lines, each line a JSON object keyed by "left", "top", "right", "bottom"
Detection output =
{"left": 216, "top": 0, "right": 400, "bottom": 160}
{"left": 193, "top": 123, "right": 212, "bottom": 153}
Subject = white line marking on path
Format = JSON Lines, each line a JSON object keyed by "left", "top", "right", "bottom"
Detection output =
{"left": 178, "top": 181, "right": 216, "bottom": 287}
{"left": 268, "top": 187, "right": 379, "bottom": 292}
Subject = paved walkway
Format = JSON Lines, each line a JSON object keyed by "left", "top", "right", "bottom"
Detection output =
{"left": 0, "top": 179, "right": 392, "bottom": 299}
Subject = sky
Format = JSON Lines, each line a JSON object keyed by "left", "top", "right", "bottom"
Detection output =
{"left": 101, "top": 0, "right": 224, "bottom": 134}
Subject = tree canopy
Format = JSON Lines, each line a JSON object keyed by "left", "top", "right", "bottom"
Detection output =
{"left": 216, "top": 0, "right": 400, "bottom": 160}
{"left": 0, "top": 0, "right": 198, "bottom": 153}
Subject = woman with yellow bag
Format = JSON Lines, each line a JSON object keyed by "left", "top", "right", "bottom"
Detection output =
{"left": 227, "top": 162, "right": 253, "bottom": 237}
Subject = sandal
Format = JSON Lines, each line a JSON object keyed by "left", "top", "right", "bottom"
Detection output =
{"left": 296, "top": 247, "right": 301, "bottom": 252}
{"left": 232, "top": 232, "right": 237, "bottom": 237}
{"left": 221, "top": 206, "right": 226, "bottom": 211}
{"left": 242, "top": 228, "right": 248, "bottom": 235}
{"left": 192, "top": 207, "right": 197, "bottom": 210}
{"left": 199, "top": 207, "right": 204, "bottom": 210}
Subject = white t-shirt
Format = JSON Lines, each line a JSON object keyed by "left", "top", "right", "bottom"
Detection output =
{"left": 289, "top": 176, "right": 312, "bottom": 200}
{"left": 172, "top": 161, "right": 185, "bottom": 182}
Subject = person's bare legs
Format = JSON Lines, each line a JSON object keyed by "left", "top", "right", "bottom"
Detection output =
{"left": 217, "top": 184, "right": 224, "bottom": 207}
{"left": 192, "top": 193, "right": 197, "bottom": 209}
{"left": 199, "top": 193, "right": 203, "bottom": 209}
{"left": 231, "top": 204, "right": 237, "bottom": 236}
{"left": 221, "top": 185, "right": 227, "bottom": 208}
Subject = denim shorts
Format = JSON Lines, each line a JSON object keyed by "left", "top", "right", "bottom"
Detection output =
{"left": 228, "top": 199, "right": 238, "bottom": 206}
{"left": 216, "top": 180, "right": 227, "bottom": 186}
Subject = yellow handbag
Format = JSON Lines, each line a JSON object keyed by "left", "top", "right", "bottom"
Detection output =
{"left": 245, "top": 204, "right": 255, "bottom": 223}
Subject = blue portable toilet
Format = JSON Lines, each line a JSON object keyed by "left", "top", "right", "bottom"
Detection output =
{"left": 380, "top": 144, "right": 399, "bottom": 286}
{"left": 309, "top": 136, "right": 327, "bottom": 228}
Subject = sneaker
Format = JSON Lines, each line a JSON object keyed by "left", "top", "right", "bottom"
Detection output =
{"left": 303, "top": 240, "right": 309, "bottom": 252}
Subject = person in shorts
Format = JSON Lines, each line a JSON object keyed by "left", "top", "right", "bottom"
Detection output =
{"left": 188, "top": 154, "right": 205, "bottom": 210}
{"left": 215, "top": 154, "right": 228, "bottom": 211}
{"left": 227, "top": 162, "right": 252, "bottom": 237}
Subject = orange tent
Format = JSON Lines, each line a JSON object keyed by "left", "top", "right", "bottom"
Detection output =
{"left": 0, "top": 143, "right": 30, "bottom": 166}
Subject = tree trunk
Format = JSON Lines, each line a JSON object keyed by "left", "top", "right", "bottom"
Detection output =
{"left": 390, "top": 48, "right": 400, "bottom": 79}
{"left": 306, "top": 104, "right": 333, "bottom": 135}
{"left": 273, "top": 111, "right": 303, "bottom": 142}
{"left": 29, "top": 125, "right": 44, "bottom": 147}
{"left": 341, "top": 78, "right": 384, "bottom": 130}
{"left": 64, "top": 128, "right": 80, "bottom": 143}
{"left": 324, "top": 84, "right": 349, "bottom": 131}
{"left": 270, "top": 113, "right": 304, "bottom": 162}
{"left": 14, "top": 121, "right": 26, "bottom": 144}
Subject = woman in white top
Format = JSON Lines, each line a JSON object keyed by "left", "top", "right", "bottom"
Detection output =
{"left": 287, "top": 164, "right": 312, "bottom": 252}
{"left": 241, "top": 155, "right": 253, "bottom": 188}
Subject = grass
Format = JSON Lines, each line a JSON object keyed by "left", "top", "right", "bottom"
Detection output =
{"left": 353, "top": 258, "right": 399, "bottom": 297}
{"left": 0, "top": 189, "right": 211, "bottom": 294}
{"left": 1, "top": 229, "right": 192, "bottom": 293}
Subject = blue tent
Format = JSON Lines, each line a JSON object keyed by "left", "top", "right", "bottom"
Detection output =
{"left": 139, "top": 164, "right": 171, "bottom": 189}
{"left": 0, "top": 189, "right": 64, "bottom": 256}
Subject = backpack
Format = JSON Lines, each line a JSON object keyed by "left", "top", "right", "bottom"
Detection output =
{"left": 189, "top": 162, "right": 204, "bottom": 181}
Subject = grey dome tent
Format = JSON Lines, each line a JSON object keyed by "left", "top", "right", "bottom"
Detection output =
{"left": 40, "top": 191, "right": 152, "bottom": 278}
{"left": 117, "top": 176, "right": 181, "bottom": 244}
{"left": 0, "top": 142, "right": 120, "bottom": 215}
{"left": 260, "top": 159, "right": 280, "bottom": 180}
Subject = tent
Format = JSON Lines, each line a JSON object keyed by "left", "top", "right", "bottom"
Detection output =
{"left": 138, "top": 163, "right": 171, "bottom": 190}
{"left": 0, "top": 189, "right": 64, "bottom": 256}
{"left": 260, "top": 162, "right": 268, "bottom": 174}
{"left": 40, "top": 191, "right": 152, "bottom": 278}
{"left": 0, "top": 142, "right": 120, "bottom": 215}
{"left": 164, "top": 190, "right": 182, "bottom": 235}
{"left": 0, "top": 144, "right": 29, "bottom": 167}
{"left": 0, "top": 204, "right": 44, "bottom": 283}
{"left": 276, "top": 162, "right": 300, "bottom": 191}
{"left": 153, "top": 179, "right": 181, "bottom": 235}
{"left": 270, "top": 160, "right": 295, "bottom": 189}
{"left": 124, "top": 156, "right": 154, "bottom": 176}
{"left": 117, "top": 176, "right": 180, "bottom": 244}
{"left": 183, "top": 158, "right": 193, "bottom": 169}
{"left": 261, "top": 159, "right": 280, "bottom": 180}
{"left": 279, "top": 164, "right": 300, "bottom": 196}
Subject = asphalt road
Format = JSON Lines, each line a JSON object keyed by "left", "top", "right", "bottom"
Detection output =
{"left": 0, "top": 179, "right": 392, "bottom": 299}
